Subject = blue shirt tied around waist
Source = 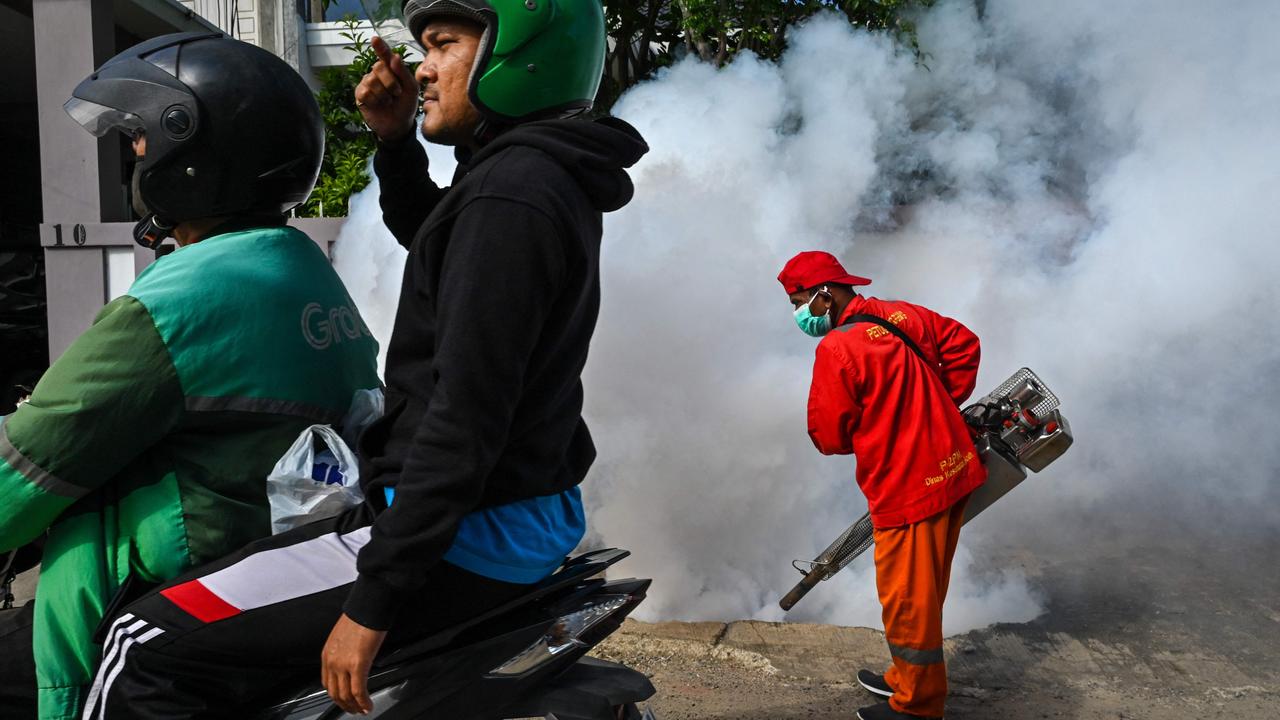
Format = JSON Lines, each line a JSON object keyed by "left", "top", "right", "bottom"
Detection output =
{"left": 384, "top": 486, "right": 585, "bottom": 584}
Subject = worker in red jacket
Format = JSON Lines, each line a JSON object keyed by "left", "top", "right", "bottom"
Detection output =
{"left": 779, "top": 250, "right": 986, "bottom": 720}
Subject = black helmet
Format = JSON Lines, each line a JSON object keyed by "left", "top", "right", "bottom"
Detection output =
{"left": 64, "top": 33, "right": 324, "bottom": 248}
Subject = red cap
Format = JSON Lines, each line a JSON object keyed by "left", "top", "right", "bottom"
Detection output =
{"left": 777, "top": 251, "right": 872, "bottom": 294}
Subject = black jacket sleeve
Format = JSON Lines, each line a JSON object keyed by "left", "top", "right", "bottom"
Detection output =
{"left": 344, "top": 196, "right": 567, "bottom": 628}
{"left": 374, "top": 136, "right": 449, "bottom": 248}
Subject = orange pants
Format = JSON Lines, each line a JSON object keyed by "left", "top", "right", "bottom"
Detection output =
{"left": 872, "top": 495, "right": 968, "bottom": 718}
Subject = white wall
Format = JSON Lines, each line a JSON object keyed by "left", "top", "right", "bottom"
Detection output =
{"left": 177, "top": 0, "right": 253, "bottom": 39}
{"left": 306, "top": 19, "right": 421, "bottom": 70}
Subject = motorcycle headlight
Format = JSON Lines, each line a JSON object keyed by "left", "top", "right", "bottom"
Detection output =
{"left": 488, "top": 595, "right": 630, "bottom": 677}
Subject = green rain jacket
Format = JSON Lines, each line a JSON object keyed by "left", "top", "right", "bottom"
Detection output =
{"left": 0, "top": 225, "right": 381, "bottom": 720}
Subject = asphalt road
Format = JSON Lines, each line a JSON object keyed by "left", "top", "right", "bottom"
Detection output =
{"left": 595, "top": 521, "right": 1280, "bottom": 719}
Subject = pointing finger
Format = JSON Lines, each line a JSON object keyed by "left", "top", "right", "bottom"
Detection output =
{"left": 372, "top": 57, "right": 403, "bottom": 97}
{"left": 390, "top": 49, "right": 415, "bottom": 85}
{"left": 370, "top": 35, "right": 395, "bottom": 66}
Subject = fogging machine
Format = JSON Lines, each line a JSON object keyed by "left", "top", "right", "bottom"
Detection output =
{"left": 780, "top": 367, "right": 1073, "bottom": 611}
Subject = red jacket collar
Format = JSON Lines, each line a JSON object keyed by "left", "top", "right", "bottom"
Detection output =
{"left": 836, "top": 295, "right": 869, "bottom": 327}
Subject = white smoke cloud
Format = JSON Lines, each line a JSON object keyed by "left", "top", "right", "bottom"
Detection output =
{"left": 331, "top": 142, "right": 456, "bottom": 373}
{"left": 333, "top": 0, "right": 1280, "bottom": 634}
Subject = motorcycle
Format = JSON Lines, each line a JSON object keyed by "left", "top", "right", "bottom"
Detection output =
{"left": 262, "top": 548, "right": 657, "bottom": 720}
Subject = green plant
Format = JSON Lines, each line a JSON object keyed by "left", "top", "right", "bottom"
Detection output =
{"left": 599, "top": 0, "right": 935, "bottom": 112}
{"left": 299, "top": 16, "right": 410, "bottom": 217}
{"left": 298, "top": 3, "right": 932, "bottom": 209}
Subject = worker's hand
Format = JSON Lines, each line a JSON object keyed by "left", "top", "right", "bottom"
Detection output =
{"left": 354, "top": 36, "right": 420, "bottom": 143}
{"left": 320, "top": 613, "right": 388, "bottom": 715}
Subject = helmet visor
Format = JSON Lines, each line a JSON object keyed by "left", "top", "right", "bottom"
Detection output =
{"left": 64, "top": 97, "right": 145, "bottom": 138}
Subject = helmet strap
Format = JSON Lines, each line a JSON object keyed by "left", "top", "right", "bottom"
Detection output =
{"left": 133, "top": 214, "right": 175, "bottom": 250}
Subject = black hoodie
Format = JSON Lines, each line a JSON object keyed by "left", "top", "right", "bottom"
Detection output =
{"left": 347, "top": 118, "right": 648, "bottom": 627}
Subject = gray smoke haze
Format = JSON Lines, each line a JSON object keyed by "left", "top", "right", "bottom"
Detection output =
{"left": 334, "top": 0, "right": 1280, "bottom": 634}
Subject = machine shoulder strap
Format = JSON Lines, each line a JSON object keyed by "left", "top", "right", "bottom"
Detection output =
{"left": 842, "top": 313, "right": 933, "bottom": 372}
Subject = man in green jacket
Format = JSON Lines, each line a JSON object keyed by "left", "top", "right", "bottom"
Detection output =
{"left": 0, "top": 34, "right": 380, "bottom": 720}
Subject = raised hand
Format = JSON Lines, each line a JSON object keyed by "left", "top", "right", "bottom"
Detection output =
{"left": 354, "top": 36, "right": 420, "bottom": 143}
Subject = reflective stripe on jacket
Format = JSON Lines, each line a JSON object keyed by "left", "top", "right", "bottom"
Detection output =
{"left": 806, "top": 296, "right": 986, "bottom": 528}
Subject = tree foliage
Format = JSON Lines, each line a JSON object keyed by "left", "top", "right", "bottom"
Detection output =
{"left": 301, "top": 3, "right": 932, "bottom": 216}
{"left": 600, "top": 0, "right": 934, "bottom": 108}
{"left": 298, "top": 19, "right": 403, "bottom": 218}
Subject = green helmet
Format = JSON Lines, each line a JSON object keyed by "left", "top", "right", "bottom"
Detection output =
{"left": 400, "top": 0, "right": 606, "bottom": 122}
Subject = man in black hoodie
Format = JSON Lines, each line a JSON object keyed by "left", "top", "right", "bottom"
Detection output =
{"left": 86, "top": 1, "right": 647, "bottom": 717}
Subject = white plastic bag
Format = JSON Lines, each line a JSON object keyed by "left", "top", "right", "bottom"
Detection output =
{"left": 267, "top": 424, "right": 363, "bottom": 534}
